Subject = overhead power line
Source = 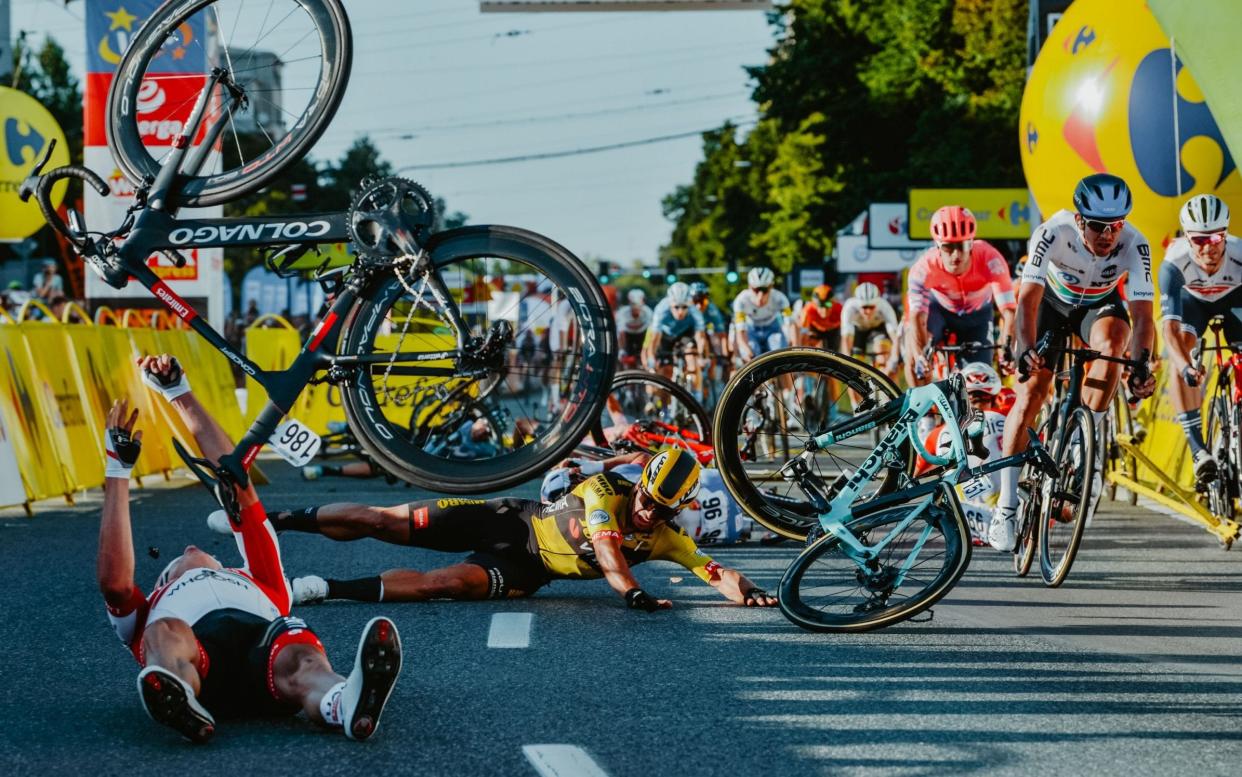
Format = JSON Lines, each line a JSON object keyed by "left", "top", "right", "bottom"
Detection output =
{"left": 396, "top": 120, "right": 756, "bottom": 170}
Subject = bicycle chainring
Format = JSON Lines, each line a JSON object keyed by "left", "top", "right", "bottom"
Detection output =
{"left": 348, "top": 177, "right": 437, "bottom": 260}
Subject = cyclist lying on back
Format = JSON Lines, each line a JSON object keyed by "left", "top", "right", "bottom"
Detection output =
{"left": 988, "top": 174, "right": 1157, "bottom": 551}
{"left": 99, "top": 355, "right": 402, "bottom": 743}
{"left": 904, "top": 206, "right": 1016, "bottom": 386}
{"left": 208, "top": 449, "right": 777, "bottom": 611}
{"left": 1160, "top": 194, "right": 1242, "bottom": 484}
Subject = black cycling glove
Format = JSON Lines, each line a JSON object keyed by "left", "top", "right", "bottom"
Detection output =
{"left": 105, "top": 426, "right": 142, "bottom": 479}
{"left": 625, "top": 587, "right": 661, "bottom": 613}
{"left": 743, "top": 587, "right": 771, "bottom": 606}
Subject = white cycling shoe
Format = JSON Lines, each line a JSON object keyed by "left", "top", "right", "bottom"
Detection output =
{"left": 988, "top": 505, "right": 1019, "bottom": 552}
{"left": 292, "top": 575, "right": 329, "bottom": 605}
{"left": 206, "top": 510, "right": 231, "bottom": 535}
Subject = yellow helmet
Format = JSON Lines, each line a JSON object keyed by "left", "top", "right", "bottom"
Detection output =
{"left": 639, "top": 448, "right": 701, "bottom": 509}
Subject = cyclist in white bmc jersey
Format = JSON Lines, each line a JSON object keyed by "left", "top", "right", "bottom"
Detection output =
{"left": 989, "top": 173, "right": 1157, "bottom": 551}
{"left": 1161, "top": 194, "right": 1242, "bottom": 482}
{"left": 733, "top": 268, "right": 792, "bottom": 362}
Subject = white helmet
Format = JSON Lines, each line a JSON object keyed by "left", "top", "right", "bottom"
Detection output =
{"left": 748, "top": 267, "right": 775, "bottom": 289}
{"left": 854, "top": 282, "right": 880, "bottom": 303}
{"left": 1180, "top": 194, "right": 1230, "bottom": 234}
{"left": 961, "top": 362, "right": 1002, "bottom": 396}
{"left": 667, "top": 282, "right": 692, "bottom": 306}
{"left": 627, "top": 288, "right": 646, "bottom": 305}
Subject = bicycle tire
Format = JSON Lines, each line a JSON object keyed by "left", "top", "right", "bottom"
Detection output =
{"left": 592, "top": 370, "right": 711, "bottom": 448}
{"left": 1039, "top": 406, "right": 1095, "bottom": 587}
{"left": 1205, "top": 392, "right": 1234, "bottom": 521}
{"left": 778, "top": 493, "right": 971, "bottom": 633}
{"left": 714, "top": 348, "right": 908, "bottom": 540}
{"left": 1013, "top": 457, "right": 1040, "bottom": 577}
{"left": 338, "top": 225, "right": 615, "bottom": 493}
{"left": 107, "top": 0, "right": 351, "bottom": 207}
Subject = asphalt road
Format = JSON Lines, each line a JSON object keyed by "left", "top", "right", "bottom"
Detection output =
{"left": 2, "top": 461, "right": 1240, "bottom": 776}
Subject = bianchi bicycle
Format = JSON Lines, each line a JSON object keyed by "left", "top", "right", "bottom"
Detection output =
{"left": 715, "top": 349, "right": 1056, "bottom": 631}
{"left": 19, "top": 0, "right": 615, "bottom": 496}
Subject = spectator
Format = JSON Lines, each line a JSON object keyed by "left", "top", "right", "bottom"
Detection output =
{"left": 33, "top": 259, "right": 64, "bottom": 300}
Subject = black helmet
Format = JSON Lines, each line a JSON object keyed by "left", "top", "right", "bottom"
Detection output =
{"left": 1072, "top": 173, "right": 1132, "bottom": 220}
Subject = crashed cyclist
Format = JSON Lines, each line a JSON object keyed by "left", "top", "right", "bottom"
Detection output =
{"left": 99, "top": 355, "right": 402, "bottom": 743}
{"left": 209, "top": 448, "right": 776, "bottom": 611}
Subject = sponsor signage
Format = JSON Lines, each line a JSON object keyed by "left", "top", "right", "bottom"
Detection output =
{"left": 867, "top": 203, "right": 932, "bottom": 250}
{"left": 0, "top": 87, "right": 70, "bottom": 242}
{"left": 835, "top": 234, "right": 923, "bottom": 273}
{"left": 908, "top": 188, "right": 1034, "bottom": 239}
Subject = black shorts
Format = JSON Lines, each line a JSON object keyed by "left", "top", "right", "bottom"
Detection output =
{"left": 621, "top": 330, "right": 646, "bottom": 356}
{"left": 805, "top": 328, "right": 841, "bottom": 352}
{"left": 191, "top": 609, "right": 301, "bottom": 718}
{"left": 1036, "top": 288, "right": 1130, "bottom": 347}
{"left": 1173, "top": 286, "right": 1242, "bottom": 341}
{"left": 406, "top": 497, "right": 549, "bottom": 598}
{"left": 851, "top": 325, "right": 890, "bottom": 355}
{"left": 656, "top": 335, "right": 696, "bottom": 366}
{"left": 927, "top": 300, "right": 995, "bottom": 363}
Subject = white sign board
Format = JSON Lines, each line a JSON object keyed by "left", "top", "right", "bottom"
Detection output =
{"left": 836, "top": 234, "right": 925, "bottom": 274}
{"left": 868, "top": 203, "right": 932, "bottom": 250}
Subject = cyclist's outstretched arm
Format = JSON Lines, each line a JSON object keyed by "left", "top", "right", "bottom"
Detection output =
{"left": 708, "top": 567, "right": 778, "bottom": 606}
{"left": 99, "top": 399, "right": 141, "bottom": 609}
{"left": 137, "top": 354, "right": 235, "bottom": 467}
{"left": 1013, "top": 282, "right": 1044, "bottom": 361}
{"left": 592, "top": 533, "right": 671, "bottom": 609}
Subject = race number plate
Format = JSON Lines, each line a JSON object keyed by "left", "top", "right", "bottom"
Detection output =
{"left": 269, "top": 419, "right": 322, "bottom": 467}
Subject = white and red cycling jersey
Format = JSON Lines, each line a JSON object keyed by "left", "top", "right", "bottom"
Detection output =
{"left": 906, "top": 241, "right": 1016, "bottom": 316}
{"left": 105, "top": 500, "right": 291, "bottom": 662}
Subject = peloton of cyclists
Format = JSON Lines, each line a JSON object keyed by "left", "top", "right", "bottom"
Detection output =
{"left": 1158, "top": 194, "right": 1242, "bottom": 484}
{"left": 903, "top": 205, "right": 1017, "bottom": 385}
{"left": 988, "top": 173, "right": 1158, "bottom": 552}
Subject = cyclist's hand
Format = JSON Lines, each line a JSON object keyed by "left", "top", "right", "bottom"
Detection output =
{"left": 104, "top": 399, "right": 142, "bottom": 479}
{"left": 1181, "top": 364, "right": 1204, "bottom": 388}
{"left": 625, "top": 588, "right": 672, "bottom": 612}
{"left": 1128, "top": 364, "right": 1157, "bottom": 398}
{"left": 998, "top": 346, "right": 1017, "bottom": 375}
{"left": 912, "top": 354, "right": 929, "bottom": 379}
{"left": 743, "top": 587, "right": 778, "bottom": 607}
{"left": 883, "top": 353, "right": 900, "bottom": 373}
{"left": 138, "top": 353, "right": 191, "bottom": 401}
{"left": 1017, "top": 348, "right": 1044, "bottom": 379}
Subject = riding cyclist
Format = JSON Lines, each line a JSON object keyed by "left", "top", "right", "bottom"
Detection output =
{"left": 988, "top": 173, "right": 1157, "bottom": 551}
{"left": 644, "top": 282, "right": 709, "bottom": 397}
{"left": 616, "top": 288, "right": 653, "bottom": 368}
{"left": 732, "top": 267, "right": 793, "bottom": 364}
{"left": 795, "top": 284, "right": 843, "bottom": 352}
{"left": 903, "top": 205, "right": 1017, "bottom": 386}
{"left": 690, "top": 280, "right": 731, "bottom": 392}
{"left": 1160, "top": 193, "right": 1242, "bottom": 483}
{"left": 209, "top": 448, "right": 778, "bottom": 611}
{"left": 840, "top": 282, "right": 900, "bottom": 381}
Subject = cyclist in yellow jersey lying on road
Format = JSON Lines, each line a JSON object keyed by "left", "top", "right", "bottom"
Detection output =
{"left": 208, "top": 449, "right": 777, "bottom": 612}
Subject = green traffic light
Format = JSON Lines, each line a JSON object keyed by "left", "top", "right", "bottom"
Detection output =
{"left": 642, "top": 269, "right": 653, "bottom": 279}
{"left": 665, "top": 274, "right": 677, "bottom": 284}
{"left": 725, "top": 271, "right": 739, "bottom": 283}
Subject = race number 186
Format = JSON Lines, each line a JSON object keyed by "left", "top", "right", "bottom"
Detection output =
{"left": 269, "top": 418, "right": 322, "bottom": 467}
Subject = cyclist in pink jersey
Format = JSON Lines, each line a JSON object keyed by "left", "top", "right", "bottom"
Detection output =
{"left": 99, "top": 354, "right": 402, "bottom": 743}
{"left": 903, "top": 206, "right": 1017, "bottom": 386}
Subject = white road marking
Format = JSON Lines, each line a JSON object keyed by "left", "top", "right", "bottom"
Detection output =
{"left": 487, "top": 612, "right": 533, "bottom": 648}
{"left": 523, "top": 745, "right": 609, "bottom": 777}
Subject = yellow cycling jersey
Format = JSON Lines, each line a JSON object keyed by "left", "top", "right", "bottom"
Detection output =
{"left": 527, "top": 472, "right": 722, "bottom": 583}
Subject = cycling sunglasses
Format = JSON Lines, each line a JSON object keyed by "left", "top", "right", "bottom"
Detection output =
{"left": 937, "top": 240, "right": 971, "bottom": 253}
{"left": 754, "top": 286, "right": 772, "bottom": 293}
{"left": 671, "top": 304, "right": 689, "bottom": 311}
{"left": 1083, "top": 218, "right": 1126, "bottom": 233}
{"left": 1189, "top": 231, "right": 1226, "bottom": 247}
{"left": 635, "top": 487, "right": 679, "bottom": 522}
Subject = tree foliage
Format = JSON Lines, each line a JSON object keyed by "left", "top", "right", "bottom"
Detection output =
{"left": 662, "top": 0, "right": 1026, "bottom": 283}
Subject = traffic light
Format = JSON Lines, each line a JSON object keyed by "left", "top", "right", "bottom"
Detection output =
{"left": 725, "top": 258, "right": 739, "bottom": 284}
{"left": 641, "top": 267, "right": 653, "bottom": 280}
{"left": 597, "top": 260, "right": 611, "bottom": 284}
{"left": 665, "top": 259, "right": 678, "bottom": 284}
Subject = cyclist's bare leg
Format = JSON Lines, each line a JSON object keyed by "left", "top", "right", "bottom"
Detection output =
{"left": 1001, "top": 368, "right": 1054, "bottom": 457}
{"left": 270, "top": 645, "right": 346, "bottom": 726}
{"left": 141, "top": 618, "right": 205, "bottom": 693}
{"left": 1082, "top": 315, "right": 1131, "bottom": 412}
{"left": 379, "top": 564, "right": 493, "bottom": 601}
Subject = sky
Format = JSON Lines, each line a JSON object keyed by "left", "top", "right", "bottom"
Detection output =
{"left": 10, "top": 0, "right": 776, "bottom": 268}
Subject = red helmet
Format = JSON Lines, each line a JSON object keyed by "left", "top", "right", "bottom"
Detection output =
{"left": 930, "top": 206, "right": 977, "bottom": 243}
{"left": 994, "top": 387, "right": 1017, "bottom": 414}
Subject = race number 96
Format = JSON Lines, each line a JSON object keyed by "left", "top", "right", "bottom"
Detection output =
{"left": 269, "top": 418, "right": 322, "bottom": 467}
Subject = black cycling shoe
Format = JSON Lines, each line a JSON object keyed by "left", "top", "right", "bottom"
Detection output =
{"left": 137, "top": 666, "right": 215, "bottom": 744}
{"left": 342, "top": 617, "right": 403, "bottom": 741}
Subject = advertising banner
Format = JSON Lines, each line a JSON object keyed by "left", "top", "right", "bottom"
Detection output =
{"left": 84, "top": 1, "right": 225, "bottom": 327}
{"left": 867, "top": 203, "right": 931, "bottom": 250}
{"left": 908, "top": 188, "right": 1034, "bottom": 239}
{"left": 835, "top": 235, "right": 924, "bottom": 274}
{"left": 0, "top": 87, "right": 70, "bottom": 242}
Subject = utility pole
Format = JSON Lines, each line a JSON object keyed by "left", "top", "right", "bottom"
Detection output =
{"left": 0, "top": 0, "right": 11, "bottom": 82}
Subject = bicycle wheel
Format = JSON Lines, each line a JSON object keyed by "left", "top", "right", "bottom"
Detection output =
{"left": 714, "top": 349, "right": 909, "bottom": 540}
{"left": 594, "top": 370, "right": 711, "bottom": 448}
{"left": 1039, "top": 406, "right": 1096, "bottom": 586}
{"left": 107, "top": 0, "right": 351, "bottom": 207}
{"left": 1013, "top": 457, "right": 1041, "bottom": 577}
{"left": 1104, "top": 395, "right": 1140, "bottom": 506}
{"left": 1204, "top": 391, "right": 1237, "bottom": 521}
{"left": 338, "top": 225, "right": 616, "bottom": 493}
{"left": 778, "top": 493, "right": 972, "bottom": 632}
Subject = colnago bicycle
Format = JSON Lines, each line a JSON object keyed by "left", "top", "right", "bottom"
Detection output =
{"left": 1011, "top": 333, "right": 1150, "bottom": 586}
{"left": 715, "top": 357, "right": 1055, "bottom": 632}
{"left": 19, "top": 0, "right": 616, "bottom": 497}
